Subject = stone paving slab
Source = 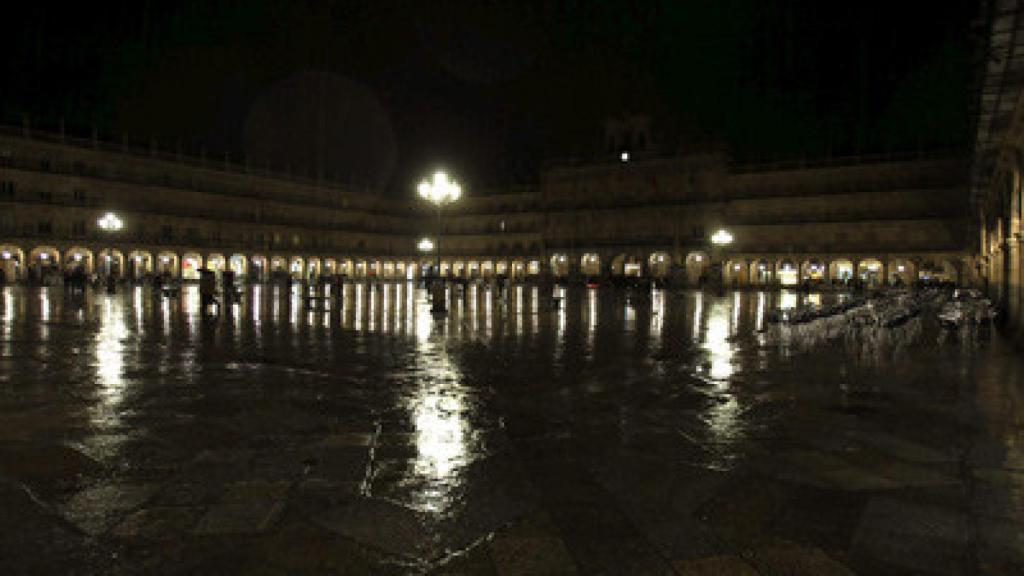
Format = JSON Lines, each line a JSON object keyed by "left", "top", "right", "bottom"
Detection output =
{"left": 192, "top": 481, "right": 290, "bottom": 535}
{"left": 60, "top": 482, "right": 158, "bottom": 536}
{"left": 852, "top": 497, "right": 969, "bottom": 575}
{"left": 487, "top": 535, "right": 578, "bottom": 576}
{"left": 671, "top": 556, "right": 759, "bottom": 576}
{"left": 316, "top": 496, "right": 432, "bottom": 560}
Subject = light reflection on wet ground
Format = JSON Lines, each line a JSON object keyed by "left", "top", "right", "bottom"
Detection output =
{"left": 0, "top": 283, "right": 1022, "bottom": 575}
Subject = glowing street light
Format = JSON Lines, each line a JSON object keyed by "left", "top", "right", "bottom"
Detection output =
{"left": 97, "top": 212, "right": 123, "bottom": 232}
{"left": 710, "top": 229, "right": 734, "bottom": 246}
{"left": 418, "top": 238, "right": 435, "bottom": 253}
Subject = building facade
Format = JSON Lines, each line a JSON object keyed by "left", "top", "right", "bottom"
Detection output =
{"left": 0, "top": 125, "right": 972, "bottom": 290}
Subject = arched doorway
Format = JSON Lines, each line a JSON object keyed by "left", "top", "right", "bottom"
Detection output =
{"left": 527, "top": 260, "right": 541, "bottom": 277}
{"left": 724, "top": 259, "right": 746, "bottom": 286}
{"left": 550, "top": 254, "right": 569, "bottom": 277}
{"left": 29, "top": 246, "right": 61, "bottom": 283}
{"left": 323, "top": 258, "right": 337, "bottom": 276}
{"left": 650, "top": 252, "right": 672, "bottom": 279}
{"left": 181, "top": 252, "right": 203, "bottom": 280}
{"left": 0, "top": 245, "right": 25, "bottom": 282}
{"left": 156, "top": 252, "right": 179, "bottom": 277}
{"left": 511, "top": 260, "right": 526, "bottom": 279}
{"left": 229, "top": 254, "right": 248, "bottom": 279}
{"left": 467, "top": 261, "right": 480, "bottom": 278}
{"left": 207, "top": 254, "right": 226, "bottom": 277}
{"left": 307, "top": 257, "right": 322, "bottom": 280}
{"left": 289, "top": 256, "right": 304, "bottom": 280}
{"left": 127, "top": 250, "right": 153, "bottom": 280}
{"left": 829, "top": 259, "right": 854, "bottom": 283}
{"left": 65, "top": 247, "right": 95, "bottom": 276}
{"left": 857, "top": 259, "right": 883, "bottom": 287}
{"left": 887, "top": 258, "right": 915, "bottom": 286}
{"left": 800, "top": 259, "right": 826, "bottom": 284}
{"left": 684, "top": 252, "right": 707, "bottom": 285}
{"left": 270, "top": 256, "right": 288, "bottom": 279}
{"left": 776, "top": 259, "right": 798, "bottom": 286}
{"left": 581, "top": 253, "right": 601, "bottom": 277}
{"left": 97, "top": 249, "right": 125, "bottom": 279}
{"left": 750, "top": 260, "right": 773, "bottom": 286}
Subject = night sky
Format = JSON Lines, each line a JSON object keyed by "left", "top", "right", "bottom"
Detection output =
{"left": 2, "top": 1, "right": 977, "bottom": 195}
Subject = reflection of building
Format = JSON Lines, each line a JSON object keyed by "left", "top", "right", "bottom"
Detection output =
{"left": 0, "top": 125, "right": 971, "bottom": 291}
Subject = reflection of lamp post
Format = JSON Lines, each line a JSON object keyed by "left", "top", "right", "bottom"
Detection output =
{"left": 418, "top": 171, "right": 461, "bottom": 312}
{"left": 710, "top": 228, "right": 734, "bottom": 288}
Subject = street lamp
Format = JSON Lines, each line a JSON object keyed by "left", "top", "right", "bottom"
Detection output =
{"left": 418, "top": 238, "right": 434, "bottom": 253}
{"left": 97, "top": 212, "right": 123, "bottom": 231}
{"left": 710, "top": 229, "right": 734, "bottom": 290}
{"left": 418, "top": 171, "right": 461, "bottom": 312}
{"left": 710, "top": 229, "right": 734, "bottom": 246}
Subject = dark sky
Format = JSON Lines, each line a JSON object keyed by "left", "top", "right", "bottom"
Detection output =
{"left": 2, "top": 1, "right": 977, "bottom": 195}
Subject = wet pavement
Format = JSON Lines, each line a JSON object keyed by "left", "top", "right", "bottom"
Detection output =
{"left": 0, "top": 282, "right": 1022, "bottom": 575}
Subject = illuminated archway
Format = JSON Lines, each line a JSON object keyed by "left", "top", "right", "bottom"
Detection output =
{"left": 649, "top": 252, "right": 672, "bottom": 279}
{"left": 289, "top": 256, "right": 304, "bottom": 280}
{"left": 207, "top": 253, "right": 226, "bottom": 275}
{"left": 857, "top": 258, "right": 883, "bottom": 287}
{"left": 181, "top": 252, "right": 203, "bottom": 280}
{"left": 887, "top": 258, "right": 915, "bottom": 285}
{"left": 453, "top": 261, "right": 466, "bottom": 278}
{"left": 65, "top": 247, "right": 95, "bottom": 275}
{"left": 776, "top": 259, "right": 799, "bottom": 286}
{"left": 724, "top": 259, "right": 746, "bottom": 286}
{"left": 481, "top": 260, "right": 494, "bottom": 277}
{"left": 97, "top": 249, "right": 126, "bottom": 278}
{"left": 439, "top": 260, "right": 451, "bottom": 277}
{"left": 467, "top": 260, "right": 480, "bottom": 278}
{"left": 829, "top": 259, "right": 854, "bottom": 283}
{"left": 127, "top": 250, "right": 153, "bottom": 280}
{"left": 338, "top": 258, "right": 353, "bottom": 277}
{"left": 527, "top": 260, "right": 541, "bottom": 276}
{"left": 270, "top": 256, "right": 288, "bottom": 278}
{"left": 307, "top": 257, "right": 322, "bottom": 280}
{"left": 684, "top": 252, "right": 707, "bottom": 284}
{"left": 749, "top": 259, "right": 773, "bottom": 285}
{"left": 0, "top": 245, "right": 25, "bottom": 281}
{"left": 227, "top": 254, "right": 248, "bottom": 279}
{"left": 800, "top": 259, "right": 826, "bottom": 283}
{"left": 550, "top": 254, "right": 569, "bottom": 277}
{"left": 156, "top": 252, "right": 179, "bottom": 277}
{"left": 580, "top": 253, "right": 601, "bottom": 276}
{"left": 249, "top": 254, "right": 266, "bottom": 281}
{"left": 323, "top": 258, "right": 337, "bottom": 276}
{"left": 510, "top": 260, "right": 526, "bottom": 279}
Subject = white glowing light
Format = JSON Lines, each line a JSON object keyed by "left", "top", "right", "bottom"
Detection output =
{"left": 73, "top": 253, "right": 82, "bottom": 261}
{"left": 418, "top": 238, "right": 434, "bottom": 252}
{"left": 40, "top": 253, "right": 48, "bottom": 260}
{"left": 418, "top": 171, "right": 461, "bottom": 205}
{"left": 1, "top": 251, "right": 9, "bottom": 259}
{"left": 897, "top": 265, "right": 905, "bottom": 272}
{"left": 733, "top": 264, "right": 741, "bottom": 271}
{"left": 620, "top": 151, "right": 630, "bottom": 162}
{"left": 97, "top": 212, "right": 123, "bottom": 231}
{"left": 710, "top": 229, "right": 734, "bottom": 246}
{"left": 695, "top": 254, "right": 703, "bottom": 262}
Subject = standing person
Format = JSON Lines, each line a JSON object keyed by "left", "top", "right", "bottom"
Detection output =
{"left": 199, "top": 268, "right": 218, "bottom": 315}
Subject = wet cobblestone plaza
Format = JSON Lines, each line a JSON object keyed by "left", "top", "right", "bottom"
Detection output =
{"left": 1, "top": 282, "right": 1022, "bottom": 575}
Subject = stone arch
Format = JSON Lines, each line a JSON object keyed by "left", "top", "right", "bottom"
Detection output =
{"left": 181, "top": 252, "right": 203, "bottom": 280}
{"left": 800, "top": 258, "right": 826, "bottom": 283}
{"left": 527, "top": 259, "right": 541, "bottom": 276}
{"left": 749, "top": 259, "right": 774, "bottom": 285}
{"left": 97, "top": 248, "right": 126, "bottom": 278}
{"left": 467, "top": 260, "right": 480, "bottom": 278}
{"left": 650, "top": 251, "right": 672, "bottom": 279}
{"left": 724, "top": 258, "right": 747, "bottom": 286}
{"left": 270, "top": 256, "right": 288, "bottom": 278}
{"left": 338, "top": 258, "right": 353, "bottom": 277}
{"left": 307, "top": 257, "right": 322, "bottom": 280}
{"left": 156, "top": 252, "right": 179, "bottom": 277}
{"left": 481, "top": 260, "right": 494, "bottom": 277}
{"left": 550, "top": 253, "right": 569, "bottom": 277}
{"left": 776, "top": 258, "right": 798, "bottom": 286}
{"left": 289, "top": 256, "right": 305, "bottom": 280}
{"left": 65, "top": 247, "right": 95, "bottom": 275}
{"left": 511, "top": 259, "right": 526, "bottom": 279}
{"left": 229, "top": 254, "right": 248, "bottom": 279}
{"left": 887, "top": 258, "right": 915, "bottom": 286}
{"left": 0, "top": 245, "right": 25, "bottom": 282}
{"left": 207, "top": 253, "right": 227, "bottom": 276}
{"left": 322, "top": 258, "right": 337, "bottom": 275}
{"left": 857, "top": 258, "right": 884, "bottom": 287}
{"left": 684, "top": 252, "right": 707, "bottom": 284}
{"left": 829, "top": 259, "right": 854, "bottom": 283}
{"left": 580, "top": 253, "right": 601, "bottom": 276}
{"left": 127, "top": 250, "right": 153, "bottom": 280}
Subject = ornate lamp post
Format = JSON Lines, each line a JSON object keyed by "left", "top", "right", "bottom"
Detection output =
{"left": 97, "top": 212, "right": 123, "bottom": 279}
{"left": 710, "top": 228, "right": 734, "bottom": 290}
{"left": 417, "top": 171, "right": 461, "bottom": 312}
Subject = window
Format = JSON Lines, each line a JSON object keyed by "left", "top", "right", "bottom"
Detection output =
{"left": 72, "top": 221, "right": 86, "bottom": 236}
{"left": 37, "top": 221, "right": 52, "bottom": 234}
{"left": 292, "top": 234, "right": 301, "bottom": 247}
{"left": 73, "top": 189, "right": 86, "bottom": 204}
